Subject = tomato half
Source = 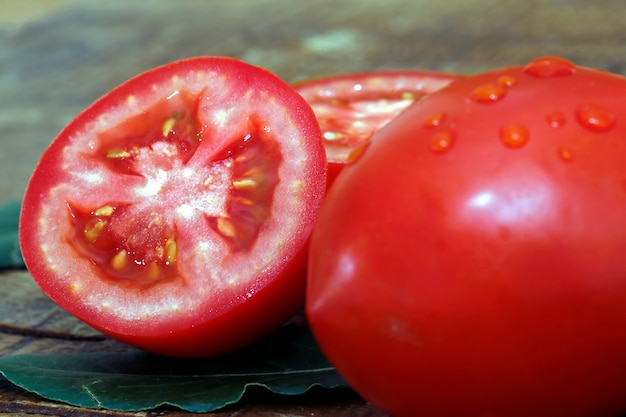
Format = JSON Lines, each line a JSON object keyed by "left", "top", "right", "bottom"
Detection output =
{"left": 293, "top": 70, "right": 459, "bottom": 187}
{"left": 20, "top": 56, "right": 326, "bottom": 358}
{"left": 307, "top": 57, "right": 626, "bottom": 417}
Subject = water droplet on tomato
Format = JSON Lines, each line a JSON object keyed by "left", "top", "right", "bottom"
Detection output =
{"left": 470, "top": 83, "right": 506, "bottom": 103}
{"left": 423, "top": 112, "right": 447, "bottom": 128}
{"left": 498, "top": 75, "right": 517, "bottom": 87}
{"left": 500, "top": 123, "right": 529, "bottom": 148}
{"left": 546, "top": 111, "right": 567, "bottom": 128}
{"left": 429, "top": 130, "right": 454, "bottom": 153}
{"left": 575, "top": 104, "right": 616, "bottom": 132}
{"left": 558, "top": 147, "right": 573, "bottom": 162}
{"left": 523, "top": 56, "right": 577, "bottom": 78}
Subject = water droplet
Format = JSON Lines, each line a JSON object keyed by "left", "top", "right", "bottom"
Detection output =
{"left": 575, "top": 104, "right": 615, "bottom": 132}
{"left": 546, "top": 111, "right": 567, "bottom": 128}
{"left": 423, "top": 112, "right": 447, "bottom": 128}
{"left": 500, "top": 123, "right": 529, "bottom": 148}
{"left": 558, "top": 147, "right": 573, "bottom": 162}
{"left": 523, "top": 56, "right": 577, "bottom": 78}
{"left": 429, "top": 130, "right": 454, "bottom": 153}
{"left": 470, "top": 83, "right": 506, "bottom": 103}
{"left": 498, "top": 75, "right": 517, "bottom": 87}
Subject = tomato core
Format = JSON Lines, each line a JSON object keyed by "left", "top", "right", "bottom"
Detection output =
{"left": 65, "top": 88, "right": 281, "bottom": 287}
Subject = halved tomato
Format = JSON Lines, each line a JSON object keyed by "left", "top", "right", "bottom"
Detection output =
{"left": 294, "top": 70, "right": 460, "bottom": 187}
{"left": 19, "top": 56, "right": 326, "bottom": 357}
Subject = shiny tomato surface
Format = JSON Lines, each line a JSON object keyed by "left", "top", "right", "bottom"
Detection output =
{"left": 308, "top": 57, "right": 626, "bottom": 417}
{"left": 20, "top": 56, "right": 326, "bottom": 358}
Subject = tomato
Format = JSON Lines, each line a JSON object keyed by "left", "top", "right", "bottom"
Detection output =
{"left": 19, "top": 56, "right": 326, "bottom": 358}
{"left": 293, "top": 70, "right": 458, "bottom": 188}
{"left": 307, "top": 57, "right": 626, "bottom": 417}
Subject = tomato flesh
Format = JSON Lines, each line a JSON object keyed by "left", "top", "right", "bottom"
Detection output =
{"left": 294, "top": 70, "right": 459, "bottom": 187}
{"left": 20, "top": 57, "right": 326, "bottom": 357}
{"left": 308, "top": 57, "right": 626, "bottom": 417}
{"left": 66, "top": 95, "right": 282, "bottom": 286}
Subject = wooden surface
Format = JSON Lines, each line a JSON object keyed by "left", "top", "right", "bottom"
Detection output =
{"left": 2, "top": 0, "right": 626, "bottom": 415}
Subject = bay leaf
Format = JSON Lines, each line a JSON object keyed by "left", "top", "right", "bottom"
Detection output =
{"left": 0, "top": 200, "right": 23, "bottom": 268}
{"left": 0, "top": 324, "right": 349, "bottom": 412}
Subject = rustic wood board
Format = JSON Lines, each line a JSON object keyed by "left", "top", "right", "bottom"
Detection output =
{"left": 2, "top": 0, "right": 626, "bottom": 415}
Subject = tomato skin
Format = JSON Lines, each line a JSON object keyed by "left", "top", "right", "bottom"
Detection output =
{"left": 107, "top": 242, "right": 309, "bottom": 356}
{"left": 20, "top": 56, "right": 326, "bottom": 357}
{"left": 293, "top": 70, "right": 459, "bottom": 188}
{"left": 307, "top": 57, "right": 626, "bottom": 417}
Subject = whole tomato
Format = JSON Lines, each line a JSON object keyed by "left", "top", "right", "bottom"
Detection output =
{"left": 307, "top": 57, "right": 626, "bottom": 417}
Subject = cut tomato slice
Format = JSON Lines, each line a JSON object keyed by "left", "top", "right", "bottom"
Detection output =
{"left": 19, "top": 56, "right": 326, "bottom": 357}
{"left": 294, "top": 70, "right": 460, "bottom": 186}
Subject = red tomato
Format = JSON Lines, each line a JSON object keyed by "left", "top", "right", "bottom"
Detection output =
{"left": 293, "top": 70, "right": 458, "bottom": 188}
{"left": 19, "top": 56, "right": 326, "bottom": 358}
{"left": 307, "top": 57, "right": 626, "bottom": 417}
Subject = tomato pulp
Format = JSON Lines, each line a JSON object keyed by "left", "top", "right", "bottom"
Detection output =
{"left": 294, "top": 70, "right": 458, "bottom": 188}
{"left": 20, "top": 57, "right": 326, "bottom": 357}
{"left": 308, "top": 57, "right": 626, "bottom": 417}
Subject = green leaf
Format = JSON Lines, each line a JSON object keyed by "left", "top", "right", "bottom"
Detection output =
{"left": 0, "top": 325, "right": 349, "bottom": 412}
{"left": 0, "top": 200, "right": 24, "bottom": 268}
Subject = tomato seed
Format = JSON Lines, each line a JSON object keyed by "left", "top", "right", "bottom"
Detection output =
{"left": 93, "top": 205, "right": 114, "bottom": 217}
{"left": 106, "top": 148, "right": 131, "bottom": 159}
{"left": 232, "top": 178, "right": 258, "bottom": 190}
{"left": 84, "top": 219, "right": 106, "bottom": 243}
{"left": 216, "top": 217, "right": 237, "bottom": 237}
{"left": 111, "top": 250, "right": 128, "bottom": 270}
{"left": 146, "top": 261, "right": 160, "bottom": 281}
{"left": 165, "top": 239, "right": 177, "bottom": 265}
{"left": 234, "top": 196, "right": 255, "bottom": 206}
{"left": 161, "top": 117, "right": 177, "bottom": 137}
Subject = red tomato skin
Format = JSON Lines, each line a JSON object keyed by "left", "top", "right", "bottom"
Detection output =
{"left": 20, "top": 56, "right": 326, "bottom": 358}
{"left": 307, "top": 57, "right": 626, "bottom": 417}
{"left": 106, "top": 243, "right": 308, "bottom": 357}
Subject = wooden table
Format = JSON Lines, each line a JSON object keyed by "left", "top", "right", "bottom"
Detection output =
{"left": 2, "top": 0, "right": 626, "bottom": 415}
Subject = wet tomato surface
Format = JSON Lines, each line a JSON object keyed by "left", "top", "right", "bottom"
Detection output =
{"left": 307, "top": 57, "right": 626, "bottom": 417}
{"left": 20, "top": 56, "right": 326, "bottom": 357}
